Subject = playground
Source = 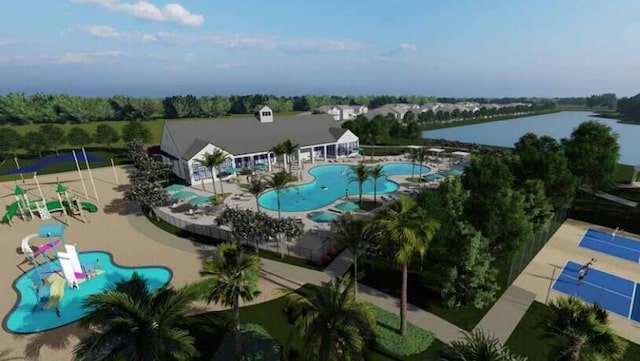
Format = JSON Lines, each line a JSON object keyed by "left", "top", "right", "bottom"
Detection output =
{"left": 0, "top": 165, "right": 285, "bottom": 360}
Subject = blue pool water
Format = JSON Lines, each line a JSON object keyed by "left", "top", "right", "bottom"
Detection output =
{"left": 258, "top": 163, "right": 430, "bottom": 212}
{"left": 3, "top": 251, "right": 172, "bottom": 334}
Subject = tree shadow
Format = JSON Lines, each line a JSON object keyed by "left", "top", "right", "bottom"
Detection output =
{"left": 102, "top": 198, "right": 131, "bottom": 216}
{"left": 0, "top": 348, "right": 23, "bottom": 361}
{"left": 20, "top": 323, "right": 87, "bottom": 360}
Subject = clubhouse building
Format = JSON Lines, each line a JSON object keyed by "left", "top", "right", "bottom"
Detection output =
{"left": 160, "top": 106, "right": 360, "bottom": 185}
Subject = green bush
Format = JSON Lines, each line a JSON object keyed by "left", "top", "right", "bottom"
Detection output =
{"left": 212, "top": 323, "right": 282, "bottom": 361}
{"left": 370, "top": 304, "right": 434, "bottom": 357}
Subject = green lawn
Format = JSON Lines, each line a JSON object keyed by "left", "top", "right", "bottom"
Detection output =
{"left": 506, "top": 301, "right": 640, "bottom": 361}
{"left": 190, "top": 284, "right": 443, "bottom": 361}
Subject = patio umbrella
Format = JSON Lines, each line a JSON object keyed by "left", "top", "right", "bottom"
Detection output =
{"left": 171, "top": 191, "right": 196, "bottom": 200}
{"left": 253, "top": 163, "right": 268, "bottom": 170}
{"left": 164, "top": 184, "right": 186, "bottom": 192}
{"left": 310, "top": 211, "right": 339, "bottom": 223}
{"left": 335, "top": 201, "right": 359, "bottom": 212}
{"left": 225, "top": 167, "right": 244, "bottom": 173}
{"left": 188, "top": 196, "right": 212, "bottom": 206}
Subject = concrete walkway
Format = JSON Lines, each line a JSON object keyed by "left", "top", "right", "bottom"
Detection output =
{"left": 324, "top": 249, "right": 354, "bottom": 278}
{"left": 473, "top": 285, "right": 536, "bottom": 344}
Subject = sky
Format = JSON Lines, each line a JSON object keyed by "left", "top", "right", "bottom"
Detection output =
{"left": 1, "top": 0, "right": 639, "bottom": 97}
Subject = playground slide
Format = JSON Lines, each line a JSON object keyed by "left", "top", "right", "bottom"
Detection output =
{"left": 79, "top": 202, "right": 98, "bottom": 213}
{"left": 1, "top": 201, "right": 19, "bottom": 223}
{"left": 43, "top": 273, "right": 65, "bottom": 310}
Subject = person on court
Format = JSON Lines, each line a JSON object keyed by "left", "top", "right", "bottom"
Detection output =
{"left": 577, "top": 267, "right": 587, "bottom": 284}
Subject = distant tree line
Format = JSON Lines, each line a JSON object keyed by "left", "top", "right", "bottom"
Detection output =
{"left": 554, "top": 93, "right": 617, "bottom": 109}
{"left": 0, "top": 121, "right": 150, "bottom": 157}
{"left": 0, "top": 92, "right": 563, "bottom": 126}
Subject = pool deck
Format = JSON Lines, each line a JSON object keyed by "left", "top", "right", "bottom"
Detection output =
{"left": 511, "top": 218, "right": 640, "bottom": 344}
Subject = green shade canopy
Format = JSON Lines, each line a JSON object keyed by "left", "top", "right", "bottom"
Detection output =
{"left": 225, "top": 167, "right": 244, "bottom": 173}
{"left": 164, "top": 184, "right": 186, "bottom": 192}
{"left": 55, "top": 182, "right": 68, "bottom": 194}
{"left": 171, "top": 191, "right": 196, "bottom": 200}
{"left": 423, "top": 173, "right": 445, "bottom": 181}
{"left": 309, "top": 211, "right": 339, "bottom": 223}
{"left": 188, "top": 196, "right": 212, "bottom": 206}
{"left": 446, "top": 169, "right": 463, "bottom": 176}
{"left": 253, "top": 164, "right": 268, "bottom": 169}
{"left": 13, "top": 183, "right": 26, "bottom": 196}
{"left": 335, "top": 201, "right": 359, "bottom": 212}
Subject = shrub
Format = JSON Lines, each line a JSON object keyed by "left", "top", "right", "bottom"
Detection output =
{"left": 369, "top": 304, "right": 434, "bottom": 357}
{"left": 212, "top": 323, "right": 281, "bottom": 361}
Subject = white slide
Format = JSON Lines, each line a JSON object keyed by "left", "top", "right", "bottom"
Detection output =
{"left": 57, "top": 252, "right": 77, "bottom": 286}
{"left": 65, "top": 245, "right": 84, "bottom": 279}
{"left": 21, "top": 234, "right": 39, "bottom": 257}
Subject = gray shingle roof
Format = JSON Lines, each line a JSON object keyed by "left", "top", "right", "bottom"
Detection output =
{"left": 163, "top": 114, "right": 349, "bottom": 160}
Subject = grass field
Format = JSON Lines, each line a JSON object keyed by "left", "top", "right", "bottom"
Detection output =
{"left": 505, "top": 301, "right": 640, "bottom": 361}
{"left": 4, "top": 112, "right": 303, "bottom": 148}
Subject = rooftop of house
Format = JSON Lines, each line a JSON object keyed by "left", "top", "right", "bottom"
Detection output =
{"left": 162, "top": 113, "right": 350, "bottom": 160}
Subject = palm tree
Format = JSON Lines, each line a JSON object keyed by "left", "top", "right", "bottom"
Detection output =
{"left": 270, "top": 143, "right": 285, "bottom": 171}
{"left": 195, "top": 149, "right": 228, "bottom": 196}
{"left": 408, "top": 148, "right": 419, "bottom": 179}
{"left": 202, "top": 243, "right": 261, "bottom": 361}
{"left": 349, "top": 162, "right": 370, "bottom": 208}
{"left": 239, "top": 176, "right": 268, "bottom": 211}
{"left": 265, "top": 171, "right": 295, "bottom": 218}
{"left": 367, "top": 164, "right": 385, "bottom": 205}
{"left": 285, "top": 274, "right": 376, "bottom": 361}
{"left": 441, "top": 329, "right": 527, "bottom": 361}
{"left": 280, "top": 139, "right": 300, "bottom": 174}
{"left": 546, "top": 296, "right": 627, "bottom": 361}
{"left": 74, "top": 273, "right": 199, "bottom": 361}
{"left": 332, "top": 214, "right": 373, "bottom": 300}
{"left": 372, "top": 195, "right": 440, "bottom": 335}
{"left": 415, "top": 148, "right": 428, "bottom": 181}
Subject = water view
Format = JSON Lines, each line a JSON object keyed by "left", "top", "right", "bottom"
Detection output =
{"left": 422, "top": 111, "right": 640, "bottom": 165}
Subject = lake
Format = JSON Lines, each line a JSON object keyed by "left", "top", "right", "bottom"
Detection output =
{"left": 422, "top": 111, "right": 640, "bottom": 165}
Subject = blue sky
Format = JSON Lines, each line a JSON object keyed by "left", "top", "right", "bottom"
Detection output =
{"left": 1, "top": 0, "right": 639, "bottom": 97}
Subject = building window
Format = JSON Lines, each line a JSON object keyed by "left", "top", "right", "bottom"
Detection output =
{"left": 262, "top": 111, "right": 271, "bottom": 116}
{"left": 192, "top": 164, "right": 212, "bottom": 182}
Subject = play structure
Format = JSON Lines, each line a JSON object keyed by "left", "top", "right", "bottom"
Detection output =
{"left": 2, "top": 180, "right": 98, "bottom": 225}
{"left": 20, "top": 223, "right": 103, "bottom": 312}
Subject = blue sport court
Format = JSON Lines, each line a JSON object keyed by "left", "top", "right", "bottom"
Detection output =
{"left": 578, "top": 228, "right": 640, "bottom": 263}
{"left": 553, "top": 261, "right": 640, "bottom": 321}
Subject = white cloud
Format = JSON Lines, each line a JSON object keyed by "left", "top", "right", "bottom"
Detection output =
{"left": 70, "top": 0, "right": 204, "bottom": 26}
{"left": 0, "top": 38, "right": 20, "bottom": 46}
{"left": 45, "top": 50, "right": 123, "bottom": 64}
{"left": 204, "top": 33, "right": 365, "bottom": 53}
{"left": 86, "top": 25, "right": 124, "bottom": 38}
{"left": 399, "top": 43, "right": 417, "bottom": 52}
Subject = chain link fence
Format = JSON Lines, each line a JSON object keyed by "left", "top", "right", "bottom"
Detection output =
{"left": 505, "top": 206, "right": 569, "bottom": 287}
{"left": 153, "top": 208, "right": 334, "bottom": 262}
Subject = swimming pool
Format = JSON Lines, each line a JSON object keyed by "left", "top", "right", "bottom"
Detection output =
{"left": 3, "top": 251, "right": 172, "bottom": 334}
{"left": 258, "top": 163, "right": 430, "bottom": 212}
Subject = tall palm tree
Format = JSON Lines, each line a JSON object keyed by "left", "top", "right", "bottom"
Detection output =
{"left": 239, "top": 176, "right": 268, "bottom": 211}
{"left": 280, "top": 139, "right": 300, "bottom": 174}
{"left": 441, "top": 329, "right": 527, "bottom": 361}
{"left": 408, "top": 148, "right": 419, "bottom": 179}
{"left": 415, "top": 148, "right": 428, "bottom": 182}
{"left": 202, "top": 243, "right": 261, "bottom": 361}
{"left": 74, "top": 273, "right": 199, "bottom": 361}
{"left": 270, "top": 143, "right": 285, "bottom": 171}
{"left": 194, "top": 149, "right": 228, "bottom": 196}
{"left": 332, "top": 214, "right": 373, "bottom": 300}
{"left": 372, "top": 195, "right": 440, "bottom": 335}
{"left": 285, "top": 274, "right": 376, "bottom": 361}
{"left": 349, "top": 162, "right": 370, "bottom": 208}
{"left": 265, "top": 171, "right": 295, "bottom": 218}
{"left": 367, "top": 164, "right": 385, "bottom": 205}
{"left": 546, "top": 296, "right": 627, "bottom": 361}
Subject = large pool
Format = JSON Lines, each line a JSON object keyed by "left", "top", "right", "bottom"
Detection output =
{"left": 3, "top": 251, "right": 172, "bottom": 334}
{"left": 258, "top": 163, "right": 430, "bottom": 212}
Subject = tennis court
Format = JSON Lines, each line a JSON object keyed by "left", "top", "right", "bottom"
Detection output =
{"left": 553, "top": 261, "right": 640, "bottom": 321}
{"left": 578, "top": 229, "right": 640, "bottom": 263}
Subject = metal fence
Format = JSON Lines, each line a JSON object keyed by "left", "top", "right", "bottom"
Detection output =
{"left": 153, "top": 208, "right": 333, "bottom": 262}
{"left": 505, "top": 206, "right": 569, "bottom": 287}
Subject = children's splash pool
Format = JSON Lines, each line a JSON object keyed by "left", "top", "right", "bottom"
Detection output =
{"left": 2, "top": 251, "right": 172, "bottom": 334}
{"left": 258, "top": 163, "right": 430, "bottom": 212}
